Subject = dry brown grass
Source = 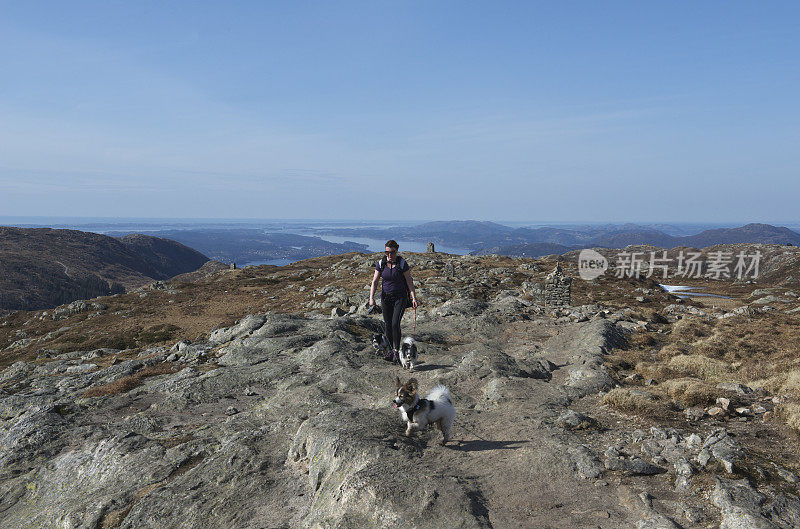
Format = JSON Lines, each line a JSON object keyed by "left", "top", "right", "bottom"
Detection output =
{"left": 81, "top": 363, "right": 175, "bottom": 398}
{"left": 629, "top": 331, "right": 657, "bottom": 348}
{"left": 671, "top": 318, "right": 713, "bottom": 341}
{"left": 781, "top": 370, "right": 800, "bottom": 395}
{"left": 752, "top": 369, "right": 800, "bottom": 397}
{"left": 601, "top": 388, "right": 661, "bottom": 413}
{"left": 667, "top": 315, "right": 800, "bottom": 386}
{"left": 620, "top": 310, "right": 800, "bottom": 432}
{"left": 656, "top": 342, "right": 689, "bottom": 360}
{"left": 748, "top": 374, "right": 786, "bottom": 393}
{"left": 667, "top": 354, "right": 733, "bottom": 381}
{"left": 604, "top": 354, "right": 634, "bottom": 371}
{"left": 635, "top": 361, "right": 678, "bottom": 382}
{"left": 660, "top": 377, "right": 717, "bottom": 406}
{"left": 776, "top": 403, "right": 800, "bottom": 433}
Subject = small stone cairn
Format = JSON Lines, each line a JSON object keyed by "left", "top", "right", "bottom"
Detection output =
{"left": 544, "top": 263, "right": 572, "bottom": 307}
{"left": 427, "top": 242, "right": 436, "bottom": 253}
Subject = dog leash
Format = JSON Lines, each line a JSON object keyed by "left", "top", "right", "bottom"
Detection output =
{"left": 413, "top": 305, "right": 417, "bottom": 340}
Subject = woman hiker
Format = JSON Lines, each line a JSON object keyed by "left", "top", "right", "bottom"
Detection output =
{"left": 369, "top": 240, "right": 418, "bottom": 362}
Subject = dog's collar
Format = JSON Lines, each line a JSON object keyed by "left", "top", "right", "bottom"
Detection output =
{"left": 408, "top": 398, "right": 427, "bottom": 422}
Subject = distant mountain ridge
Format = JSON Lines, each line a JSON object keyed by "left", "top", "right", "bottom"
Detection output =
{"left": 482, "top": 224, "right": 800, "bottom": 257}
{"left": 678, "top": 224, "right": 800, "bottom": 247}
{"left": 318, "top": 221, "right": 800, "bottom": 257}
{"left": 0, "top": 227, "right": 209, "bottom": 311}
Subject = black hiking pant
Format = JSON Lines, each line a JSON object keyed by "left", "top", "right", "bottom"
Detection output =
{"left": 381, "top": 292, "right": 406, "bottom": 351}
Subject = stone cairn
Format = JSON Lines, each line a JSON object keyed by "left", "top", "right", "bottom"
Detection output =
{"left": 427, "top": 242, "right": 436, "bottom": 253}
{"left": 230, "top": 262, "right": 237, "bottom": 270}
{"left": 544, "top": 263, "right": 572, "bottom": 306}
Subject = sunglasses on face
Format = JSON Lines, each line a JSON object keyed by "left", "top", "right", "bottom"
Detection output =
{"left": 385, "top": 249, "right": 397, "bottom": 254}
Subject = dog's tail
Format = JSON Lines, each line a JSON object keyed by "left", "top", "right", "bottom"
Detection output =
{"left": 427, "top": 385, "right": 451, "bottom": 404}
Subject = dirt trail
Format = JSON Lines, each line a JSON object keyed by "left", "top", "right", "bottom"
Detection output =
{"left": 362, "top": 313, "right": 642, "bottom": 528}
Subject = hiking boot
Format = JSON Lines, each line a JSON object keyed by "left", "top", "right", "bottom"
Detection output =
{"left": 383, "top": 349, "right": 394, "bottom": 362}
{"left": 392, "top": 350, "right": 400, "bottom": 363}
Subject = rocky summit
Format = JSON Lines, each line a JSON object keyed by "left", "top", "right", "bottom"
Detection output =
{"left": 1, "top": 250, "right": 800, "bottom": 528}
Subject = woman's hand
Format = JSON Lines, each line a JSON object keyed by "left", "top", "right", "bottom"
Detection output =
{"left": 412, "top": 297, "right": 418, "bottom": 309}
{"left": 369, "top": 297, "right": 375, "bottom": 306}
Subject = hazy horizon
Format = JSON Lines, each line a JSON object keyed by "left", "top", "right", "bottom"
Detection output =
{"left": 3, "top": 216, "right": 800, "bottom": 238}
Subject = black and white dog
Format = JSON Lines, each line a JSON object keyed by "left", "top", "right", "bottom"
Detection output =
{"left": 398, "top": 337, "right": 418, "bottom": 370}
{"left": 371, "top": 333, "right": 390, "bottom": 357}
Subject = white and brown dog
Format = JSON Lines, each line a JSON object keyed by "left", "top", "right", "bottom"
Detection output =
{"left": 398, "top": 337, "right": 418, "bottom": 370}
{"left": 393, "top": 377, "right": 455, "bottom": 446}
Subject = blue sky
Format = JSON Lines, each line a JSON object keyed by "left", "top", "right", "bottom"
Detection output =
{"left": 1, "top": 2, "right": 798, "bottom": 222}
